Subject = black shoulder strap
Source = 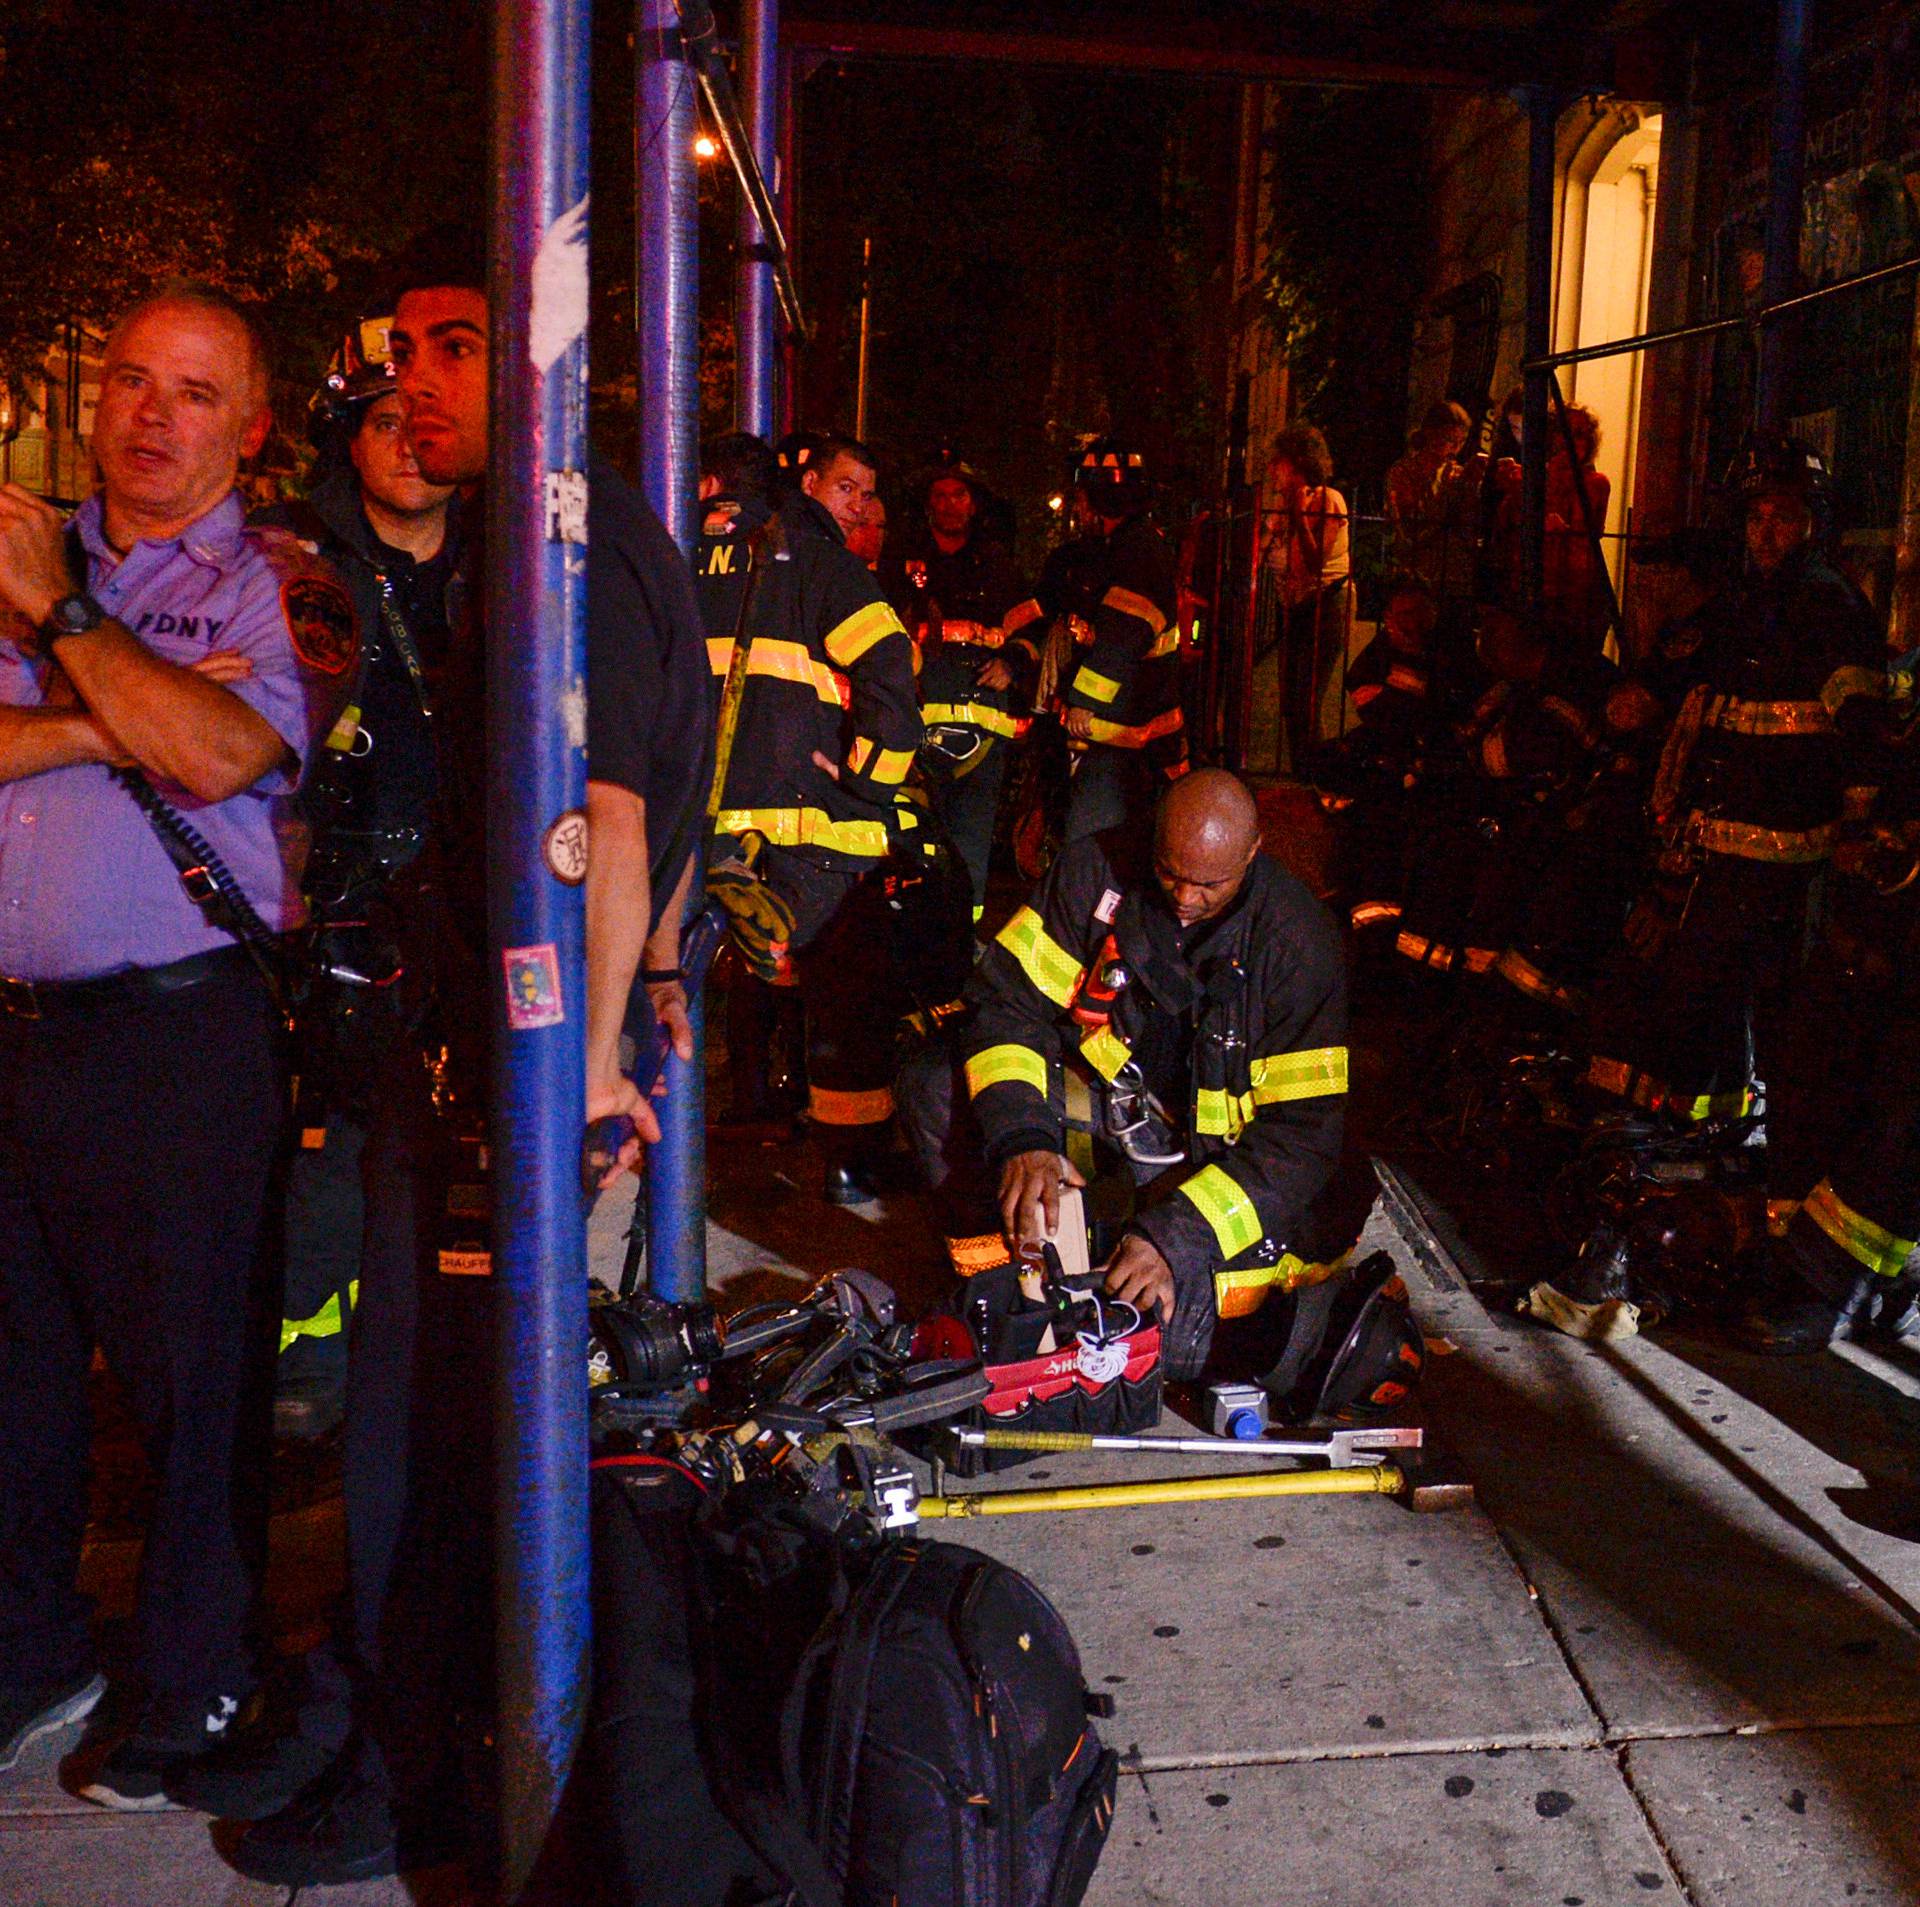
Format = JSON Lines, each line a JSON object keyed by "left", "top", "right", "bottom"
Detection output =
{"left": 62, "top": 525, "right": 292, "bottom": 1006}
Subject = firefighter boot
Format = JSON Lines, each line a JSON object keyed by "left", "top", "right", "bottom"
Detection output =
{"left": 1729, "top": 1225, "right": 1920, "bottom": 1356}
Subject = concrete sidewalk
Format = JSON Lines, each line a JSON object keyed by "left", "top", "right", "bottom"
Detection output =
{"left": 5, "top": 1177, "right": 1919, "bottom": 1905}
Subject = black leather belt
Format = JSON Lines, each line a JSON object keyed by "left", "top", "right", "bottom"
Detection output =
{"left": 0, "top": 945, "right": 258, "bottom": 1020}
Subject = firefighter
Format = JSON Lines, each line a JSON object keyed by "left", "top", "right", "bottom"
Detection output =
{"left": 706, "top": 432, "right": 926, "bottom": 1202}
{"left": 1534, "top": 437, "right": 1885, "bottom": 1325}
{"left": 694, "top": 432, "right": 805, "bottom": 1134}
{"left": 884, "top": 457, "right": 1040, "bottom": 925}
{"left": 897, "top": 769, "right": 1361, "bottom": 1381}
{"left": 1053, "top": 438, "right": 1188, "bottom": 844}
{"left": 257, "top": 318, "right": 461, "bottom": 1442}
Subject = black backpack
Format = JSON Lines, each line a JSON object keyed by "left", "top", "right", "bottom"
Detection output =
{"left": 590, "top": 1461, "right": 1119, "bottom": 1907}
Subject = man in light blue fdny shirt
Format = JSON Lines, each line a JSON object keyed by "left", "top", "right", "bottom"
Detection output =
{"left": 0, "top": 284, "right": 354, "bottom": 1806}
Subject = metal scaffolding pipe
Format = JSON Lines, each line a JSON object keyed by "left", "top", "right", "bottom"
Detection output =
{"left": 636, "top": 0, "right": 708, "bottom": 1307}
{"left": 735, "top": 0, "right": 779, "bottom": 437}
{"left": 778, "top": 48, "right": 802, "bottom": 432}
{"left": 1521, "top": 84, "right": 1556, "bottom": 620}
{"left": 637, "top": 0, "right": 701, "bottom": 554}
{"left": 487, "top": 0, "right": 592, "bottom": 1887}
{"left": 1757, "top": 0, "right": 1812, "bottom": 432}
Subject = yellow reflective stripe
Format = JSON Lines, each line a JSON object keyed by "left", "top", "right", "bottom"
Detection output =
{"left": 1821, "top": 665, "right": 1884, "bottom": 715}
{"left": 707, "top": 635, "right": 735, "bottom": 677}
{"left": 1396, "top": 930, "right": 1455, "bottom": 970}
{"left": 1145, "top": 626, "right": 1181, "bottom": 659}
{"left": 1101, "top": 585, "right": 1169, "bottom": 633}
{"left": 1073, "top": 666, "right": 1121, "bottom": 704}
{"left": 996, "top": 906, "right": 1084, "bottom": 1008}
{"left": 1195, "top": 1087, "right": 1252, "bottom": 1142}
{"left": 279, "top": 1279, "right": 359, "bottom": 1355}
{"left": 964, "top": 1043, "right": 1049, "bottom": 1098}
{"left": 1179, "top": 1163, "right": 1263, "bottom": 1261}
{"left": 1084, "top": 707, "right": 1184, "bottom": 748}
{"left": 746, "top": 637, "right": 847, "bottom": 706}
{"left": 1688, "top": 815, "right": 1836, "bottom": 863}
{"left": 1078, "top": 1023, "right": 1132, "bottom": 1081}
{"left": 922, "top": 701, "right": 1031, "bottom": 738}
{"left": 824, "top": 600, "right": 905, "bottom": 668}
{"left": 846, "top": 737, "right": 914, "bottom": 785}
{"left": 1214, "top": 1249, "right": 1350, "bottom": 1319}
{"left": 1802, "top": 1178, "right": 1916, "bottom": 1278}
{"left": 1496, "top": 948, "right": 1583, "bottom": 1011}
{"left": 1705, "top": 695, "right": 1830, "bottom": 736}
{"left": 713, "top": 806, "right": 892, "bottom": 856}
{"left": 1004, "top": 598, "right": 1044, "bottom": 633}
{"left": 1249, "top": 1046, "right": 1348, "bottom": 1104}
{"left": 1675, "top": 1086, "right": 1752, "bottom": 1123}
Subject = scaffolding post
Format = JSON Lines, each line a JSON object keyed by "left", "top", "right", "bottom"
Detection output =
{"left": 1757, "top": 0, "right": 1812, "bottom": 433}
{"left": 736, "top": 0, "right": 779, "bottom": 438}
{"left": 636, "top": 0, "right": 707, "bottom": 1305}
{"left": 1522, "top": 84, "right": 1557, "bottom": 621}
{"left": 487, "top": 0, "right": 592, "bottom": 1889}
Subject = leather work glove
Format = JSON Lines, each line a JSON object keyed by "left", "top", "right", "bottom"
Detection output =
{"left": 706, "top": 832, "right": 798, "bottom": 984}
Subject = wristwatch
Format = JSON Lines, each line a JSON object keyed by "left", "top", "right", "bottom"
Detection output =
{"left": 39, "top": 593, "right": 108, "bottom": 650}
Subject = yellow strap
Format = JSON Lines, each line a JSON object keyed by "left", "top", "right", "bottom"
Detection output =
{"left": 1179, "top": 1164, "right": 1263, "bottom": 1261}
{"left": 1249, "top": 1046, "right": 1348, "bottom": 1104}
{"left": 809, "top": 1082, "right": 895, "bottom": 1125}
{"left": 997, "top": 905, "right": 1084, "bottom": 1008}
{"left": 964, "top": 1043, "right": 1049, "bottom": 1098}
{"left": 1195, "top": 1087, "right": 1251, "bottom": 1142}
{"left": 1101, "top": 584, "right": 1169, "bottom": 633}
{"left": 744, "top": 637, "right": 848, "bottom": 707}
{"left": 279, "top": 1279, "right": 359, "bottom": 1354}
{"left": 1802, "top": 1179, "right": 1916, "bottom": 1278}
{"left": 1073, "top": 665, "right": 1121, "bottom": 705}
{"left": 713, "top": 805, "right": 892, "bottom": 857}
{"left": 823, "top": 600, "right": 905, "bottom": 668}
{"left": 1078, "top": 1023, "right": 1132, "bottom": 1082}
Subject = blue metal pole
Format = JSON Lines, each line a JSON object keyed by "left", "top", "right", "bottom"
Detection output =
{"left": 637, "top": 0, "right": 708, "bottom": 1304}
{"left": 735, "top": 0, "right": 779, "bottom": 438}
{"left": 488, "top": 0, "right": 592, "bottom": 1889}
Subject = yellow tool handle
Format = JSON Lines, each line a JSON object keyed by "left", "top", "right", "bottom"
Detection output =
{"left": 920, "top": 1466, "right": 1404, "bottom": 1518}
{"left": 970, "top": 1430, "right": 1101, "bottom": 1452}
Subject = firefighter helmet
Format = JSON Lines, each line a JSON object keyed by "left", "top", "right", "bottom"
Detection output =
{"left": 1072, "top": 436, "right": 1151, "bottom": 514}
{"left": 1729, "top": 433, "right": 1831, "bottom": 505}
{"left": 1310, "top": 1259, "right": 1426, "bottom": 1420}
{"left": 307, "top": 315, "right": 397, "bottom": 445}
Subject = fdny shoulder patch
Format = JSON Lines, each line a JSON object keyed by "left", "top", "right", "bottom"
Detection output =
{"left": 282, "top": 574, "right": 358, "bottom": 676}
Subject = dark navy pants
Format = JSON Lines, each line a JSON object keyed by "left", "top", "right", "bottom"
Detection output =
{"left": 0, "top": 962, "right": 283, "bottom": 1702}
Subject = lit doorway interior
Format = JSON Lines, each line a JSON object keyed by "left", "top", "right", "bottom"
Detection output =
{"left": 1554, "top": 106, "right": 1663, "bottom": 589}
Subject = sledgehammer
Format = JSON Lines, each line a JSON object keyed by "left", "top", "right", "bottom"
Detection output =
{"left": 948, "top": 1425, "right": 1423, "bottom": 1468}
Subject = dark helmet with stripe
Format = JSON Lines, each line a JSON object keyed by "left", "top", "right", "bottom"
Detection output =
{"left": 1072, "top": 436, "right": 1151, "bottom": 516}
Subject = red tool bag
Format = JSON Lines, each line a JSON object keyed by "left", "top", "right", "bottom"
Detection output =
{"left": 911, "top": 1256, "right": 1162, "bottom": 1475}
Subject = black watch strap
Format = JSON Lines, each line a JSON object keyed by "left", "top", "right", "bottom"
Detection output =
{"left": 40, "top": 593, "right": 109, "bottom": 645}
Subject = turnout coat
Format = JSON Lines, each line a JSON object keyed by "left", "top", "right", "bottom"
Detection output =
{"left": 959, "top": 831, "right": 1348, "bottom": 1366}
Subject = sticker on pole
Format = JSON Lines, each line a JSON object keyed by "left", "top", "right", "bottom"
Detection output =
{"left": 529, "top": 193, "right": 590, "bottom": 374}
{"left": 545, "top": 468, "right": 589, "bottom": 545}
{"left": 543, "top": 808, "right": 589, "bottom": 884}
{"left": 503, "top": 943, "right": 565, "bottom": 1030}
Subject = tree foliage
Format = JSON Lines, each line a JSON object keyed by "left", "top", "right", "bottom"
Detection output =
{"left": 0, "top": 0, "right": 483, "bottom": 439}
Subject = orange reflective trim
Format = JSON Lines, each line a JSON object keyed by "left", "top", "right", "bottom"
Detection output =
{"left": 947, "top": 1233, "right": 1013, "bottom": 1276}
{"left": 1003, "top": 598, "right": 1044, "bottom": 633}
{"left": 808, "top": 1083, "right": 896, "bottom": 1126}
{"left": 1688, "top": 814, "right": 1836, "bottom": 863}
{"left": 1395, "top": 930, "right": 1455, "bottom": 971}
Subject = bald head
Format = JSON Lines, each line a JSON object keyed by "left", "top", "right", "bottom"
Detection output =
{"left": 1153, "top": 770, "right": 1262, "bottom": 926}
